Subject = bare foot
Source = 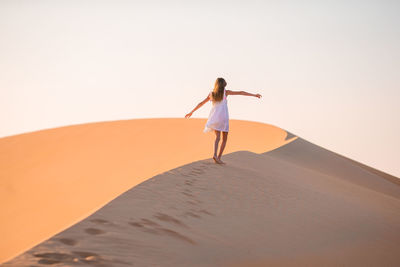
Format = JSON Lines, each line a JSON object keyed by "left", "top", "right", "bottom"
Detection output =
{"left": 213, "top": 155, "right": 223, "bottom": 164}
{"left": 217, "top": 156, "right": 226, "bottom": 164}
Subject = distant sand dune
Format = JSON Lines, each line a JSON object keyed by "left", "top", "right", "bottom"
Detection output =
{"left": 4, "top": 137, "right": 400, "bottom": 266}
{"left": 262, "top": 137, "right": 400, "bottom": 199}
{"left": 0, "top": 118, "right": 295, "bottom": 264}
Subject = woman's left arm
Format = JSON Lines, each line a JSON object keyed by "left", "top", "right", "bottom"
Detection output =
{"left": 226, "top": 90, "right": 262, "bottom": 98}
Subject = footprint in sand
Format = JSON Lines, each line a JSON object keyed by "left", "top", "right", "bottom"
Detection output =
{"left": 90, "top": 218, "right": 111, "bottom": 225}
{"left": 154, "top": 212, "right": 188, "bottom": 228}
{"left": 129, "top": 218, "right": 160, "bottom": 228}
{"left": 58, "top": 238, "right": 78, "bottom": 246}
{"left": 84, "top": 228, "right": 105, "bottom": 235}
{"left": 157, "top": 228, "right": 196, "bottom": 244}
{"left": 128, "top": 217, "right": 196, "bottom": 245}
{"left": 129, "top": 221, "right": 144, "bottom": 227}
{"left": 33, "top": 251, "right": 107, "bottom": 265}
{"left": 184, "top": 180, "right": 194, "bottom": 186}
{"left": 189, "top": 169, "right": 204, "bottom": 175}
{"left": 72, "top": 251, "right": 101, "bottom": 263}
{"left": 182, "top": 191, "right": 194, "bottom": 197}
{"left": 33, "top": 252, "right": 75, "bottom": 265}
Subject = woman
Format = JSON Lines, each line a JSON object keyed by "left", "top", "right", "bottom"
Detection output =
{"left": 185, "top": 77, "right": 262, "bottom": 164}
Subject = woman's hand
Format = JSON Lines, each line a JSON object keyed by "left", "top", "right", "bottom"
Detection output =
{"left": 185, "top": 112, "right": 193, "bottom": 118}
{"left": 255, "top": 93, "right": 262, "bottom": 98}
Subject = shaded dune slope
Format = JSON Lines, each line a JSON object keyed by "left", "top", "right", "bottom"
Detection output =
{"left": 262, "top": 137, "right": 400, "bottom": 199}
{"left": 4, "top": 137, "right": 400, "bottom": 267}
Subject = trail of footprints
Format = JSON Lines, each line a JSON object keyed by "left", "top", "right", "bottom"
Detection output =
{"left": 127, "top": 162, "right": 216, "bottom": 245}
{"left": 32, "top": 219, "right": 115, "bottom": 265}
{"left": 33, "top": 161, "right": 217, "bottom": 265}
{"left": 32, "top": 251, "right": 105, "bottom": 266}
{"left": 32, "top": 248, "right": 130, "bottom": 266}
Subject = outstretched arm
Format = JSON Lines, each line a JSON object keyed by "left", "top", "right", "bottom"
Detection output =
{"left": 185, "top": 94, "right": 210, "bottom": 118}
{"left": 226, "top": 90, "right": 262, "bottom": 98}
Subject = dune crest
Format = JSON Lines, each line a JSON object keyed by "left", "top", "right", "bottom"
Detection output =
{"left": 0, "top": 118, "right": 296, "bottom": 264}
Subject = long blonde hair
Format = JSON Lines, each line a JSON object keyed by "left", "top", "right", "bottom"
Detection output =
{"left": 211, "top": 77, "right": 227, "bottom": 102}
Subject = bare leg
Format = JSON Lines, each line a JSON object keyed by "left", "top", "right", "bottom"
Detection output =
{"left": 213, "top": 130, "right": 223, "bottom": 164}
{"left": 217, "top": 131, "right": 228, "bottom": 164}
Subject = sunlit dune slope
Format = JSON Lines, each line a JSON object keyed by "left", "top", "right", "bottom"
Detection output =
{"left": 0, "top": 118, "right": 296, "bottom": 264}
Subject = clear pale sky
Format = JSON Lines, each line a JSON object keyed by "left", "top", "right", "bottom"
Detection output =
{"left": 1, "top": 0, "right": 399, "bottom": 177}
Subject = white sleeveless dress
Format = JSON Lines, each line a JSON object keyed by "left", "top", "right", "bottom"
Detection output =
{"left": 204, "top": 89, "right": 229, "bottom": 133}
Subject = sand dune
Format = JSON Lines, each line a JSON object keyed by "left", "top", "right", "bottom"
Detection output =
{"left": 0, "top": 118, "right": 296, "bottom": 264}
{"left": 3, "top": 136, "right": 400, "bottom": 266}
